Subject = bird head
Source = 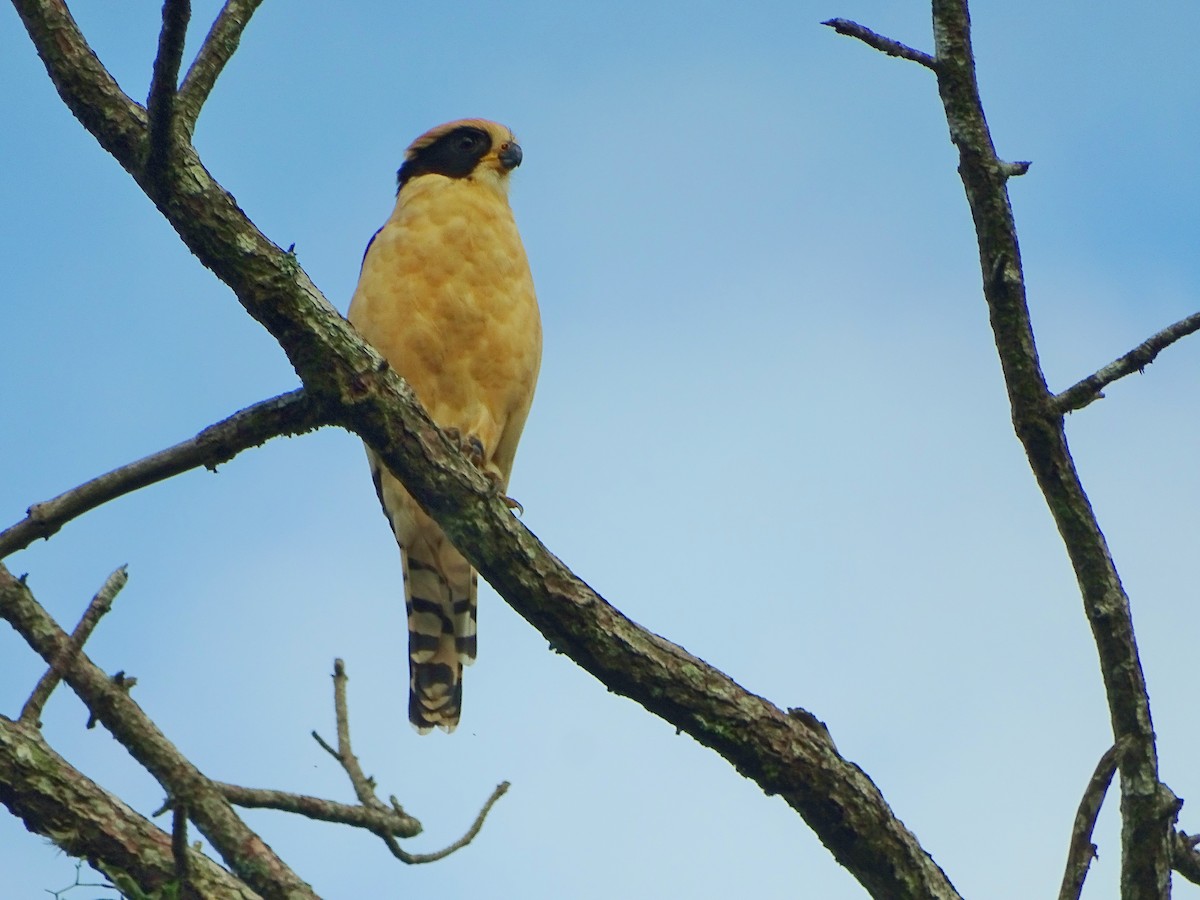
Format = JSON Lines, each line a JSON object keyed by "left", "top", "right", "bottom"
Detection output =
{"left": 396, "top": 119, "right": 522, "bottom": 194}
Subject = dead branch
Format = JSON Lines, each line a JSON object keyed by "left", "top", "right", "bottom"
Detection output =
{"left": 821, "top": 18, "right": 936, "bottom": 69}
{"left": 1058, "top": 743, "right": 1121, "bottom": 900}
{"left": 20, "top": 566, "right": 128, "bottom": 725}
{"left": 312, "top": 660, "right": 506, "bottom": 863}
{"left": 215, "top": 781, "right": 421, "bottom": 839}
{"left": 0, "top": 563, "right": 317, "bottom": 900}
{"left": 1172, "top": 831, "right": 1200, "bottom": 884}
{"left": 0, "top": 715, "right": 260, "bottom": 900}
{"left": 0, "top": 389, "right": 324, "bottom": 560}
{"left": 1054, "top": 310, "right": 1200, "bottom": 414}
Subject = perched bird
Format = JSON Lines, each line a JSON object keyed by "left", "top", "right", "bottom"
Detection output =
{"left": 347, "top": 119, "right": 542, "bottom": 734}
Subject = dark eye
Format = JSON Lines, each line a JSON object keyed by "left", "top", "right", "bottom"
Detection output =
{"left": 458, "top": 134, "right": 479, "bottom": 151}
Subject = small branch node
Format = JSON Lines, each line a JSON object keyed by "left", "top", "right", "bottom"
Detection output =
{"left": 1000, "top": 159, "right": 1032, "bottom": 178}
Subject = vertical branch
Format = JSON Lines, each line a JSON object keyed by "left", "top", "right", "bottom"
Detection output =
{"left": 927, "top": 1, "right": 1173, "bottom": 896}
{"left": 146, "top": 0, "right": 191, "bottom": 184}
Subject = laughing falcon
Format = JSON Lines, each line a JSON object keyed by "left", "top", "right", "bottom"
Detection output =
{"left": 348, "top": 119, "right": 542, "bottom": 733}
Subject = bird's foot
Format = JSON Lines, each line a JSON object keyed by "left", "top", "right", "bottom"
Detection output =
{"left": 483, "top": 470, "right": 524, "bottom": 516}
{"left": 443, "top": 428, "right": 486, "bottom": 468}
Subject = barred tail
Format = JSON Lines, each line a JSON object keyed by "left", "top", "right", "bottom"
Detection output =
{"left": 402, "top": 546, "right": 476, "bottom": 734}
{"left": 370, "top": 451, "right": 478, "bottom": 734}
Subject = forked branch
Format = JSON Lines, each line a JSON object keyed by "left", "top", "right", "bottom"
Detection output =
{"left": 311, "top": 659, "right": 508, "bottom": 863}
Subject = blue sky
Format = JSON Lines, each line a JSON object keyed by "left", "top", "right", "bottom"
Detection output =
{"left": 2, "top": 1, "right": 1198, "bottom": 897}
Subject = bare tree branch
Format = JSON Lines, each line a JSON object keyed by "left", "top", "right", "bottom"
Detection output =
{"left": 1172, "top": 831, "right": 1200, "bottom": 885}
{"left": 1054, "top": 310, "right": 1200, "bottom": 414}
{"left": 1059, "top": 743, "right": 1121, "bottom": 900}
{"left": 311, "top": 659, "right": 506, "bottom": 864}
{"left": 178, "top": 0, "right": 267, "bottom": 135}
{"left": 215, "top": 781, "right": 421, "bottom": 838}
{"left": 822, "top": 18, "right": 936, "bottom": 69}
{"left": 20, "top": 566, "right": 128, "bottom": 725}
{"left": 11, "top": 1, "right": 964, "bottom": 894}
{"left": 0, "top": 389, "right": 324, "bottom": 560}
{"left": 0, "top": 563, "right": 317, "bottom": 900}
{"left": 146, "top": 0, "right": 190, "bottom": 183}
{"left": 924, "top": 0, "right": 1173, "bottom": 894}
{"left": 0, "top": 715, "right": 261, "bottom": 900}
{"left": 395, "top": 782, "right": 510, "bottom": 865}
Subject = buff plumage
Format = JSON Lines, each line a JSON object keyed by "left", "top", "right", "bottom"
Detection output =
{"left": 348, "top": 119, "right": 542, "bottom": 733}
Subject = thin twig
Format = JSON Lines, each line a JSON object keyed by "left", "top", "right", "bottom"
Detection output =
{"left": 215, "top": 782, "right": 421, "bottom": 838}
{"left": 178, "top": 0, "right": 267, "bottom": 135}
{"left": 20, "top": 566, "right": 129, "bottom": 725}
{"left": 146, "top": 0, "right": 191, "bottom": 183}
{"left": 391, "top": 782, "right": 510, "bottom": 865}
{"left": 312, "top": 659, "right": 378, "bottom": 805}
{"left": 822, "top": 18, "right": 936, "bottom": 70}
{"left": 0, "top": 389, "right": 325, "bottom": 560}
{"left": 1058, "top": 743, "right": 1121, "bottom": 900}
{"left": 1054, "top": 310, "right": 1200, "bottom": 414}
{"left": 311, "top": 659, "right": 507, "bottom": 864}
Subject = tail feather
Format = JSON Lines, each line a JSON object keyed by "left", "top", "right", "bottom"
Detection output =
{"left": 369, "top": 451, "right": 479, "bottom": 734}
{"left": 401, "top": 546, "right": 472, "bottom": 734}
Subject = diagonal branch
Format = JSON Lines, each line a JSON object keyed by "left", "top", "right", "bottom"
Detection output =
{"left": 925, "top": 0, "right": 1173, "bottom": 895}
{"left": 178, "top": 0, "right": 266, "bottom": 136}
{"left": 0, "top": 715, "right": 261, "bottom": 900}
{"left": 0, "top": 389, "right": 325, "bottom": 560}
{"left": 146, "top": 0, "right": 190, "bottom": 183}
{"left": 0, "top": 564, "right": 317, "bottom": 900}
{"left": 20, "top": 566, "right": 129, "bottom": 725}
{"left": 822, "top": 18, "right": 936, "bottom": 69}
{"left": 1054, "top": 310, "right": 1200, "bottom": 414}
